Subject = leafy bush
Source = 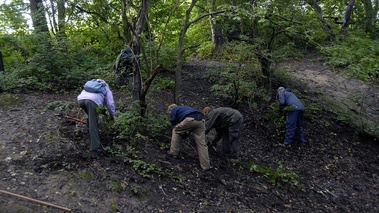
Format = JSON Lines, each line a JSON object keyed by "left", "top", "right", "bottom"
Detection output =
{"left": 196, "top": 41, "right": 214, "bottom": 59}
{"left": 207, "top": 64, "right": 266, "bottom": 106}
{"left": 113, "top": 104, "right": 170, "bottom": 143}
{"left": 153, "top": 77, "right": 175, "bottom": 91}
{"left": 0, "top": 34, "right": 117, "bottom": 92}
{"left": 320, "top": 36, "right": 379, "bottom": 81}
{"left": 247, "top": 161, "right": 300, "bottom": 187}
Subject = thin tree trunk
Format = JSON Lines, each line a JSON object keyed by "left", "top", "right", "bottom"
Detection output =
{"left": 174, "top": 0, "right": 197, "bottom": 103}
{"left": 340, "top": 0, "right": 355, "bottom": 40}
{"left": 0, "top": 51, "right": 4, "bottom": 72}
{"left": 208, "top": 0, "right": 223, "bottom": 51}
{"left": 121, "top": 0, "right": 131, "bottom": 43}
{"left": 131, "top": 0, "right": 149, "bottom": 116}
{"left": 57, "top": 0, "right": 66, "bottom": 37}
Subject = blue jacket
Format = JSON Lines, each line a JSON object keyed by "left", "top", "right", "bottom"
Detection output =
{"left": 278, "top": 89, "right": 304, "bottom": 112}
{"left": 170, "top": 106, "right": 203, "bottom": 125}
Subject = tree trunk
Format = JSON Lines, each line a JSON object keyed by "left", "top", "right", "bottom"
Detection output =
{"left": 140, "top": 64, "right": 162, "bottom": 116}
{"left": 57, "top": 0, "right": 66, "bottom": 37}
{"left": 131, "top": 0, "right": 149, "bottom": 116}
{"left": 0, "top": 51, "right": 4, "bottom": 72}
{"left": 30, "top": 0, "right": 49, "bottom": 33}
{"left": 361, "top": 0, "right": 378, "bottom": 37}
{"left": 208, "top": 0, "right": 223, "bottom": 51}
{"left": 174, "top": 0, "right": 197, "bottom": 103}
{"left": 340, "top": 0, "right": 356, "bottom": 40}
{"left": 121, "top": 0, "right": 132, "bottom": 43}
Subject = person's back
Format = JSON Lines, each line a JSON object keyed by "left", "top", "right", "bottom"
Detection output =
{"left": 278, "top": 88, "right": 304, "bottom": 111}
{"left": 203, "top": 106, "right": 243, "bottom": 160}
{"left": 205, "top": 107, "right": 242, "bottom": 131}
{"left": 170, "top": 106, "right": 203, "bottom": 125}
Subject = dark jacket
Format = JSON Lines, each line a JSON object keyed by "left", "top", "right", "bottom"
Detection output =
{"left": 278, "top": 89, "right": 304, "bottom": 112}
{"left": 169, "top": 106, "right": 203, "bottom": 125}
{"left": 204, "top": 107, "right": 243, "bottom": 134}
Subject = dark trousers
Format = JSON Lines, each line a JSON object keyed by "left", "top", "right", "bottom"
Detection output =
{"left": 220, "top": 117, "right": 243, "bottom": 159}
{"left": 284, "top": 110, "right": 305, "bottom": 145}
{"left": 79, "top": 99, "right": 100, "bottom": 150}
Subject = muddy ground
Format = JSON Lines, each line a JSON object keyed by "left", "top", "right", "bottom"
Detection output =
{"left": 0, "top": 57, "right": 378, "bottom": 213}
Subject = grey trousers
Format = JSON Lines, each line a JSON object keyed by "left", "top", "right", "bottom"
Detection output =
{"left": 221, "top": 117, "right": 243, "bottom": 159}
{"left": 79, "top": 99, "right": 100, "bottom": 151}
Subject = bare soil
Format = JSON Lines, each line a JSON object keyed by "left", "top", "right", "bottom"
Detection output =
{"left": 0, "top": 57, "right": 378, "bottom": 213}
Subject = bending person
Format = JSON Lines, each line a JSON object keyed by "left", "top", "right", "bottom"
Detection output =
{"left": 203, "top": 107, "right": 243, "bottom": 160}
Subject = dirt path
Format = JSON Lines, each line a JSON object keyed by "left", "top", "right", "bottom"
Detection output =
{"left": 279, "top": 58, "right": 379, "bottom": 139}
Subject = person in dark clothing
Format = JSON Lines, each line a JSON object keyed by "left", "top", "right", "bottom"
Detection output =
{"left": 167, "top": 104, "right": 210, "bottom": 170}
{"left": 202, "top": 107, "right": 243, "bottom": 159}
{"left": 277, "top": 87, "right": 306, "bottom": 147}
{"left": 77, "top": 79, "right": 115, "bottom": 152}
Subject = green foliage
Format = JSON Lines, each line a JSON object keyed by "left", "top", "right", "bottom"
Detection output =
{"left": 0, "top": 34, "right": 116, "bottom": 92}
{"left": 320, "top": 36, "right": 379, "bottom": 81}
{"left": 247, "top": 161, "right": 300, "bottom": 188}
{"left": 196, "top": 41, "right": 214, "bottom": 59}
{"left": 113, "top": 104, "right": 170, "bottom": 142}
{"left": 153, "top": 77, "right": 175, "bottom": 91}
{"left": 126, "top": 159, "right": 160, "bottom": 178}
{"left": 110, "top": 203, "right": 118, "bottom": 212}
{"left": 207, "top": 46, "right": 266, "bottom": 106}
{"left": 271, "top": 41, "right": 306, "bottom": 61}
{"left": 104, "top": 144, "right": 162, "bottom": 178}
{"left": 44, "top": 101, "right": 73, "bottom": 112}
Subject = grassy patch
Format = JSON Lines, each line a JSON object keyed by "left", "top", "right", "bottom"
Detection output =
{"left": 0, "top": 93, "right": 24, "bottom": 109}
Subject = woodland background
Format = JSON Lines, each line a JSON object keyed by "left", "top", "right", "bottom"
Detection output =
{"left": 0, "top": 1, "right": 379, "bottom": 212}
{"left": 1, "top": 0, "right": 378, "bottom": 138}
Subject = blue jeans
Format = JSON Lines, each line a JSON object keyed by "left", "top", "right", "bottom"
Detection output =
{"left": 284, "top": 110, "right": 305, "bottom": 145}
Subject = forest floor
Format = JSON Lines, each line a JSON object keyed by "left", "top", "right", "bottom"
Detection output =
{"left": 0, "top": 55, "right": 378, "bottom": 213}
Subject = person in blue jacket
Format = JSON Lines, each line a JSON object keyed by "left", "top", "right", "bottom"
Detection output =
{"left": 277, "top": 87, "right": 306, "bottom": 147}
{"left": 166, "top": 104, "right": 210, "bottom": 170}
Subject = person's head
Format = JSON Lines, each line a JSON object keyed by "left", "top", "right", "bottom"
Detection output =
{"left": 167, "top": 104, "right": 177, "bottom": 114}
{"left": 277, "top": 87, "right": 285, "bottom": 94}
{"left": 202, "top": 106, "right": 212, "bottom": 115}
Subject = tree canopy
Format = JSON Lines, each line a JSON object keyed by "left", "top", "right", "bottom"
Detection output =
{"left": 0, "top": 0, "right": 378, "bottom": 94}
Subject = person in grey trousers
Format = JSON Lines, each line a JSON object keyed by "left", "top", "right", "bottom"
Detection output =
{"left": 77, "top": 79, "right": 115, "bottom": 152}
